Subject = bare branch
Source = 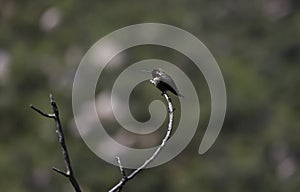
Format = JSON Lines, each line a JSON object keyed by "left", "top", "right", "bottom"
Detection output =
{"left": 52, "top": 167, "right": 69, "bottom": 177}
{"left": 108, "top": 93, "right": 174, "bottom": 192}
{"left": 31, "top": 94, "right": 82, "bottom": 192}
{"left": 116, "top": 156, "right": 126, "bottom": 178}
{"left": 30, "top": 104, "right": 55, "bottom": 118}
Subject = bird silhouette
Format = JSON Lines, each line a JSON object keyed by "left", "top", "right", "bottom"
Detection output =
{"left": 150, "top": 68, "right": 183, "bottom": 97}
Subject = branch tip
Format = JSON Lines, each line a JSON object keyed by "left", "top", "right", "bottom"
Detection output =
{"left": 52, "top": 167, "right": 69, "bottom": 177}
{"left": 116, "top": 156, "right": 126, "bottom": 178}
{"left": 30, "top": 104, "right": 54, "bottom": 118}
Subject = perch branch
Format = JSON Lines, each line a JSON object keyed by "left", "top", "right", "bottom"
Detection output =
{"left": 108, "top": 93, "right": 174, "bottom": 192}
{"left": 30, "top": 94, "right": 82, "bottom": 192}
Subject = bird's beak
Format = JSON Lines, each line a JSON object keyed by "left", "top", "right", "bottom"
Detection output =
{"left": 140, "top": 69, "right": 152, "bottom": 73}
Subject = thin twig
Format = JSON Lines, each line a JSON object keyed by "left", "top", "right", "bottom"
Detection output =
{"left": 109, "top": 93, "right": 174, "bottom": 192}
{"left": 30, "top": 104, "right": 55, "bottom": 118}
{"left": 116, "top": 156, "right": 126, "bottom": 178}
{"left": 30, "top": 94, "right": 82, "bottom": 192}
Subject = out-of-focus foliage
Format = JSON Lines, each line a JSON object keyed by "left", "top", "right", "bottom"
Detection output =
{"left": 1, "top": 0, "right": 300, "bottom": 191}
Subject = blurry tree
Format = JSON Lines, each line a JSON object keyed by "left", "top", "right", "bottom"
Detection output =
{"left": 0, "top": 0, "right": 300, "bottom": 191}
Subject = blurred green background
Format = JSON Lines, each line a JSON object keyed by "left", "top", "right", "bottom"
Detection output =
{"left": 1, "top": 0, "right": 300, "bottom": 191}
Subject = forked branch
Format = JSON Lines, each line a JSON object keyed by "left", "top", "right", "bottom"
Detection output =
{"left": 30, "top": 94, "right": 82, "bottom": 192}
{"left": 108, "top": 93, "right": 174, "bottom": 192}
{"left": 31, "top": 92, "right": 174, "bottom": 192}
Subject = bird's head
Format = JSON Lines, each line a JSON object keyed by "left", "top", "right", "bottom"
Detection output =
{"left": 151, "top": 68, "right": 164, "bottom": 78}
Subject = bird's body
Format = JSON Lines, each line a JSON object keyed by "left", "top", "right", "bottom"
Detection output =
{"left": 150, "top": 68, "right": 183, "bottom": 97}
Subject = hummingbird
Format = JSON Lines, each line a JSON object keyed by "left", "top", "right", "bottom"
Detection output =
{"left": 149, "top": 68, "right": 183, "bottom": 97}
